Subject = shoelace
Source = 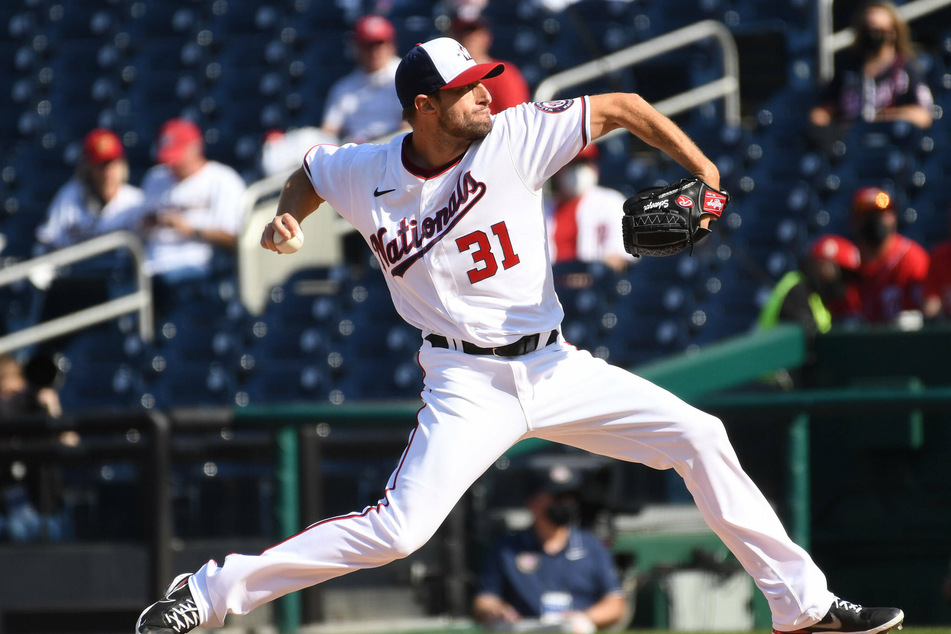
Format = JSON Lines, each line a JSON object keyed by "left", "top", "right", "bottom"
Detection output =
{"left": 164, "top": 599, "right": 201, "bottom": 633}
{"left": 832, "top": 599, "right": 863, "bottom": 613}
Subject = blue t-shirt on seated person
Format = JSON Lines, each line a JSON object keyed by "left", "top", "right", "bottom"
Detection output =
{"left": 477, "top": 527, "right": 622, "bottom": 619}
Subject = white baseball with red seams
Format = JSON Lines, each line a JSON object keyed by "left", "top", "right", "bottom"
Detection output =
{"left": 183, "top": 98, "right": 835, "bottom": 633}
{"left": 273, "top": 229, "right": 303, "bottom": 254}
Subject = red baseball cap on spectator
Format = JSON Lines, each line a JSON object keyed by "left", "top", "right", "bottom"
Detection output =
{"left": 810, "top": 234, "right": 861, "bottom": 271}
{"left": 451, "top": 15, "right": 490, "bottom": 35}
{"left": 156, "top": 118, "right": 203, "bottom": 165}
{"left": 353, "top": 15, "right": 395, "bottom": 45}
{"left": 83, "top": 129, "right": 124, "bottom": 164}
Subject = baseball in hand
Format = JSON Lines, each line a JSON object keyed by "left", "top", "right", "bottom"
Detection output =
{"left": 273, "top": 229, "right": 304, "bottom": 254}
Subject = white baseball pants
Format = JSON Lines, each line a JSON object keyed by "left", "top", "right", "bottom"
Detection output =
{"left": 188, "top": 341, "right": 834, "bottom": 631}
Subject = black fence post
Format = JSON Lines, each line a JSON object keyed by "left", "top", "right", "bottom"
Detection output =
{"left": 146, "top": 411, "right": 172, "bottom": 599}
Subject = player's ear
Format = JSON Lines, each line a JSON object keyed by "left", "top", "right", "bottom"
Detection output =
{"left": 416, "top": 93, "right": 438, "bottom": 117}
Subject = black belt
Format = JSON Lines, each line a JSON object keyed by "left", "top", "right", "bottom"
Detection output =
{"left": 425, "top": 330, "right": 559, "bottom": 357}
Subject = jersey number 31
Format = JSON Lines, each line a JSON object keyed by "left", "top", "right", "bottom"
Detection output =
{"left": 455, "top": 221, "right": 520, "bottom": 284}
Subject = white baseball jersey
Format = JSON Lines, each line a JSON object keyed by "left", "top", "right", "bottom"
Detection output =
{"left": 139, "top": 161, "right": 247, "bottom": 276}
{"left": 305, "top": 98, "right": 590, "bottom": 346}
{"left": 182, "top": 96, "right": 836, "bottom": 634}
{"left": 36, "top": 180, "right": 144, "bottom": 249}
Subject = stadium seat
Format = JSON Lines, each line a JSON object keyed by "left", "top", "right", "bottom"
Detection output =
{"left": 145, "top": 360, "right": 238, "bottom": 409}
{"left": 127, "top": 3, "right": 197, "bottom": 39}
{"left": 240, "top": 361, "right": 330, "bottom": 405}
{"left": 211, "top": 3, "right": 281, "bottom": 36}
{"left": 58, "top": 359, "right": 147, "bottom": 412}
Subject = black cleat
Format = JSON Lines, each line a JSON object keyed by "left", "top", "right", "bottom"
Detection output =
{"left": 135, "top": 574, "right": 202, "bottom": 634}
{"left": 775, "top": 598, "right": 904, "bottom": 634}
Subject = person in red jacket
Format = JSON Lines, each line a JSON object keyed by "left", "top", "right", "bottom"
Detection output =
{"left": 923, "top": 207, "right": 951, "bottom": 320}
{"left": 850, "top": 186, "right": 929, "bottom": 323}
{"left": 450, "top": 14, "right": 530, "bottom": 115}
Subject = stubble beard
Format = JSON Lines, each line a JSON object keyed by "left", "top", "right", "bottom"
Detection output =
{"left": 439, "top": 108, "right": 493, "bottom": 142}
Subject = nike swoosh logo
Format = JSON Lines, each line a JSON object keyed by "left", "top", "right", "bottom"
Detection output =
{"left": 825, "top": 615, "right": 843, "bottom": 629}
{"left": 374, "top": 187, "right": 396, "bottom": 197}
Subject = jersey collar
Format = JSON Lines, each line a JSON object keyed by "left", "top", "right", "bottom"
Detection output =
{"left": 401, "top": 134, "right": 467, "bottom": 179}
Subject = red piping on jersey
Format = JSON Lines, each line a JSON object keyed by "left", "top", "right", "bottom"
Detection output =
{"left": 261, "top": 404, "right": 427, "bottom": 554}
{"left": 580, "top": 97, "right": 589, "bottom": 148}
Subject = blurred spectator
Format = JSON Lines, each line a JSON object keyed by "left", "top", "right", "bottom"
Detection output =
{"left": 321, "top": 15, "right": 407, "bottom": 144}
{"left": 923, "top": 207, "right": 951, "bottom": 321}
{"left": 139, "top": 118, "right": 247, "bottom": 302}
{"left": 0, "top": 353, "right": 61, "bottom": 420}
{"left": 472, "top": 466, "right": 626, "bottom": 633}
{"left": 850, "top": 186, "right": 929, "bottom": 324}
{"left": 0, "top": 353, "right": 71, "bottom": 543}
{"left": 35, "top": 129, "right": 143, "bottom": 250}
{"left": 258, "top": 127, "right": 338, "bottom": 179}
{"left": 547, "top": 144, "right": 632, "bottom": 273}
{"left": 30, "top": 130, "right": 144, "bottom": 334}
{"left": 450, "top": 14, "right": 530, "bottom": 114}
{"left": 810, "top": 1, "right": 934, "bottom": 131}
{"left": 758, "top": 234, "right": 862, "bottom": 336}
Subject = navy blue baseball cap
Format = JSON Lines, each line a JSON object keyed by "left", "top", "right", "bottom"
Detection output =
{"left": 395, "top": 37, "right": 504, "bottom": 108}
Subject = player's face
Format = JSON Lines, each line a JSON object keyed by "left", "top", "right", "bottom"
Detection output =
{"left": 434, "top": 82, "right": 493, "bottom": 141}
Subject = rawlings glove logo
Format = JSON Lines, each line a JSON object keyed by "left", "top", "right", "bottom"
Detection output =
{"left": 702, "top": 190, "right": 727, "bottom": 216}
{"left": 676, "top": 195, "right": 694, "bottom": 208}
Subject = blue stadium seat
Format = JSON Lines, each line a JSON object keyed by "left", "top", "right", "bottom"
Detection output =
{"left": 59, "top": 361, "right": 147, "bottom": 412}
{"left": 240, "top": 361, "right": 330, "bottom": 405}
{"left": 217, "top": 34, "right": 273, "bottom": 70}
{"left": 146, "top": 360, "right": 238, "bottom": 409}
{"left": 127, "top": 3, "right": 197, "bottom": 39}
{"left": 247, "top": 322, "right": 328, "bottom": 365}
{"left": 211, "top": 3, "right": 281, "bottom": 36}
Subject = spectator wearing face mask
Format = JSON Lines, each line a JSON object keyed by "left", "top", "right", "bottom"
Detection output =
{"left": 472, "top": 467, "right": 627, "bottom": 634}
{"left": 850, "top": 186, "right": 929, "bottom": 324}
{"left": 547, "top": 144, "right": 633, "bottom": 273}
{"left": 810, "top": 0, "right": 934, "bottom": 130}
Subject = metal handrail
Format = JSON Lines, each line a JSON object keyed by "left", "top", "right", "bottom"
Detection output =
{"left": 533, "top": 19, "right": 741, "bottom": 128}
{"left": 0, "top": 230, "right": 153, "bottom": 354}
{"left": 817, "top": 0, "right": 951, "bottom": 83}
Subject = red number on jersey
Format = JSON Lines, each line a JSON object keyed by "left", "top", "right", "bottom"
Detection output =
{"left": 455, "top": 221, "right": 520, "bottom": 284}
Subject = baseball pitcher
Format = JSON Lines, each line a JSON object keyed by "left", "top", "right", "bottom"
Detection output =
{"left": 137, "top": 37, "right": 904, "bottom": 634}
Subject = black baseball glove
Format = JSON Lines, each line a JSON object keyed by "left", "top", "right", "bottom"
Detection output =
{"left": 621, "top": 177, "right": 730, "bottom": 257}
